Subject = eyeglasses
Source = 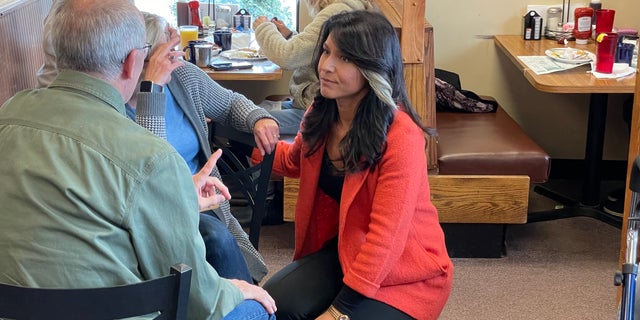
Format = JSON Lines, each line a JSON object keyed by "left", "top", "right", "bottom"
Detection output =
{"left": 121, "top": 43, "right": 152, "bottom": 64}
{"left": 139, "top": 43, "right": 152, "bottom": 61}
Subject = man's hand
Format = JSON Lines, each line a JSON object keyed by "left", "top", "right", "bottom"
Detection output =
{"left": 228, "top": 279, "right": 277, "bottom": 315}
{"left": 192, "top": 149, "right": 231, "bottom": 210}
{"left": 253, "top": 118, "right": 280, "bottom": 155}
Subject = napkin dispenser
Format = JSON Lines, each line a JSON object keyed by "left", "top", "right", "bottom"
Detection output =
{"left": 523, "top": 10, "right": 543, "bottom": 40}
{"left": 233, "top": 9, "right": 252, "bottom": 32}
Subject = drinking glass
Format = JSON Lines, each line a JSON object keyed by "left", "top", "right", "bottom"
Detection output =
{"left": 595, "top": 32, "right": 619, "bottom": 73}
{"left": 595, "top": 9, "right": 615, "bottom": 35}
{"left": 179, "top": 25, "right": 199, "bottom": 52}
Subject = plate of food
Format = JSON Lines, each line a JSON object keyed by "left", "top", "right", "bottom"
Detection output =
{"left": 545, "top": 48, "right": 595, "bottom": 64}
{"left": 220, "top": 48, "right": 267, "bottom": 61}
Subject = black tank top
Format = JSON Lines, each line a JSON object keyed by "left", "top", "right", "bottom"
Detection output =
{"left": 318, "top": 151, "right": 345, "bottom": 203}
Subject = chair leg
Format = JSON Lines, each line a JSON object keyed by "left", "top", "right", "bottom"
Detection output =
{"left": 248, "top": 149, "right": 275, "bottom": 249}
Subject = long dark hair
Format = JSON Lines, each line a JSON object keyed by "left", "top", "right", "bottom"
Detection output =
{"left": 301, "top": 10, "right": 428, "bottom": 173}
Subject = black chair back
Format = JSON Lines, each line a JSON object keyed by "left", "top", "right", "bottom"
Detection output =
{"left": 210, "top": 122, "right": 276, "bottom": 250}
{"left": 0, "top": 263, "right": 192, "bottom": 320}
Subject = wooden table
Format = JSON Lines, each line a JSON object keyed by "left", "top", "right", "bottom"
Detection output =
{"left": 494, "top": 35, "right": 636, "bottom": 228}
{"left": 201, "top": 57, "right": 283, "bottom": 81}
{"left": 495, "top": 35, "right": 635, "bottom": 93}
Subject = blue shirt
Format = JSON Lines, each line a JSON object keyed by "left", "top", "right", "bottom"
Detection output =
{"left": 164, "top": 88, "right": 200, "bottom": 174}
{"left": 127, "top": 88, "right": 200, "bottom": 174}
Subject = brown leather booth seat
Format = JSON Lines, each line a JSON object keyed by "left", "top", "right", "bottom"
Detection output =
{"left": 436, "top": 108, "right": 550, "bottom": 183}
{"left": 433, "top": 105, "right": 550, "bottom": 258}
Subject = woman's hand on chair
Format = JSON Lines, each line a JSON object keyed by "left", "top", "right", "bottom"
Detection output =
{"left": 253, "top": 118, "right": 280, "bottom": 155}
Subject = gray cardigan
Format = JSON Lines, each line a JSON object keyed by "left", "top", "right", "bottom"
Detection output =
{"left": 135, "top": 62, "right": 277, "bottom": 282}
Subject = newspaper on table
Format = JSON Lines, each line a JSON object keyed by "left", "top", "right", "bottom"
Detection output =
{"left": 517, "top": 56, "right": 589, "bottom": 75}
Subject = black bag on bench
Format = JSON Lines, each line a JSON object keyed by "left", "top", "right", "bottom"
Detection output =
{"left": 435, "top": 68, "right": 497, "bottom": 113}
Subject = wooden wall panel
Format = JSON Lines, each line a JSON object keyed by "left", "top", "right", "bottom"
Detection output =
{"left": 423, "top": 23, "right": 436, "bottom": 169}
{"left": 373, "top": 0, "right": 402, "bottom": 27}
{"left": 430, "top": 175, "right": 529, "bottom": 224}
{"left": 400, "top": 1, "right": 425, "bottom": 64}
{"left": 284, "top": 174, "right": 531, "bottom": 224}
{"left": 374, "top": 1, "right": 436, "bottom": 168}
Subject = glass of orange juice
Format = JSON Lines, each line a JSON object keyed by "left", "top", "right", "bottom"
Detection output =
{"left": 179, "top": 25, "right": 199, "bottom": 51}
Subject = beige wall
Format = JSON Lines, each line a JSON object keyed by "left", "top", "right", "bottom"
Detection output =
{"left": 235, "top": 0, "right": 637, "bottom": 160}
{"left": 426, "top": 0, "right": 639, "bottom": 160}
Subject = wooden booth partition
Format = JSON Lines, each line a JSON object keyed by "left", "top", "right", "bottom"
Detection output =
{"left": 618, "top": 68, "right": 640, "bottom": 299}
{"left": 282, "top": 0, "right": 434, "bottom": 221}
{"left": 374, "top": 0, "right": 436, "bottom": 170}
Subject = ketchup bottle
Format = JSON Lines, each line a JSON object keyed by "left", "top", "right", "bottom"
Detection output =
{"left": 573, "top": 7, "right": 594, "bottom": 44}
{"left": 188, "top": 1, "right": 203, "bottom": 36}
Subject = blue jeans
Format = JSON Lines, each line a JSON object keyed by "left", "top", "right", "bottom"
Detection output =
{"left": 268, "top": 100, "right": 306, "bottom": 135}
{"left": 199, "top": 211, "right": 252, "bottom": 282}
{"left": 223, "top": 299, "right": 276, "bottom": 320}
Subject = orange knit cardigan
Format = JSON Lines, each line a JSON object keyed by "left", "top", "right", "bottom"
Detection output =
{"left": 272, "top": 110, "right": 453, "bottom": 319}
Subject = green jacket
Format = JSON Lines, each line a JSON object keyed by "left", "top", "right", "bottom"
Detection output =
{"left": 0, "top": 71, "right": 243, "bottom": 319}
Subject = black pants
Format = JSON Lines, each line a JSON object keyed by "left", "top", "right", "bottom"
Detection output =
{"left": 262, "top": 239, "right": 414, "bottom": 320}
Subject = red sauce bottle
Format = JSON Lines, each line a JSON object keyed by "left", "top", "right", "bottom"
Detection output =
{"left": 573, "top": 7, "right": 594, "bottom": 44}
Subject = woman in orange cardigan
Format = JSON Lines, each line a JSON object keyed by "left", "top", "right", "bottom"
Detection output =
{"left": 263, "top": 10, "right": 453, "bottom": 320}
